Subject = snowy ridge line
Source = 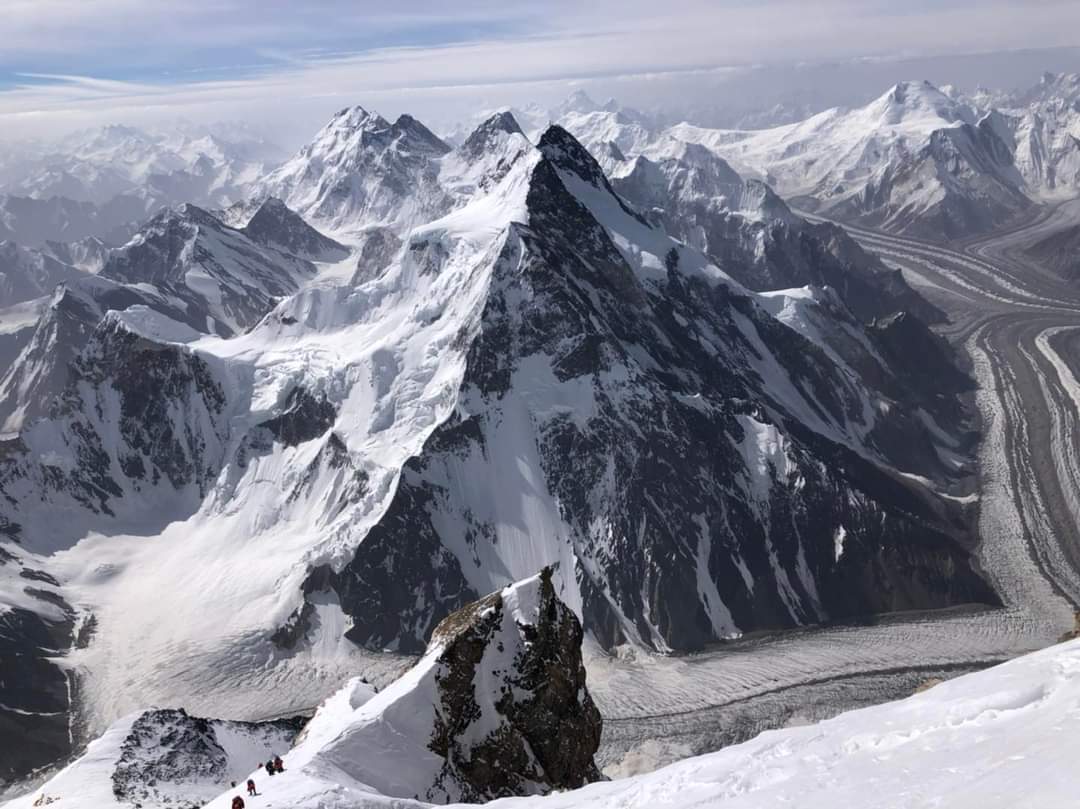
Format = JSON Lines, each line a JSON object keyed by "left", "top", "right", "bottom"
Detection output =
{"left": 572, "top": 80, "right": 1040, "bottom": 242}
{"left": 500, "top": 640, "right": 1080, "bottom": 807}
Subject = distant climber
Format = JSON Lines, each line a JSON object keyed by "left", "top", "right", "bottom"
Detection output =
{"left": 265, "top": 759, "right": 276, "bottom": 776}
{"left": 273, "top": 755, "right": 284, "bottom": 773}
{"left": 231, "top": 797, "right": 245, "bottom": 809}
{"left": 247, "top": 778, "right": 257, "bottom": 796}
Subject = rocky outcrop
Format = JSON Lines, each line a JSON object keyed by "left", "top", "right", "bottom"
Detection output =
{"left": 292, "top": 570, "right": 602, "bottom": 804}
{"left": 425, "top": 568, "right": 602, "bottom": 800}
{"left": 6, "top": 708, "right": 301, "bottom": 809}
{"left": 258, "top": 387, "right": 337, "bottom": 447}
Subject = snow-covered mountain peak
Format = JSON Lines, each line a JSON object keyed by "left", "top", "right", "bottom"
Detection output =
{"left": 116, "top": 203, "right": 214, "bottom": 255}
{"left": 552, "top": 89, "right": 606, "bottom": 118}
{"left": 660, "top": 139, "right": 741, "bottom": 178}
{"left": 610, "top": 141, "right": 796, "bottom": 228}
{"left": 259, "top": 105, "right": 454, "bottom": 234}
{"left": 870, "top": 79, "right": 972, "bottom": 128}
{"left": 301, "top": 106, "right": 450, "bottom": 161}
{"left": 324, "top": 104, "right": 390, "bottom": 135}
{"left": 554, "top": 109, "right": 657, "bottom": 165}
{"left": 654, "top": 76, "right": 1030, "bottom": 237}
{"left": 1022, "top": 71, "right": 1080, "bottom": 106}
{"left": 460, "top": 110, "right": 526, "bottom": 156}
{"left": 537, "top": 124, "right": 614, "bottom": 189}
{"left": 979, "top": 71, "right": 1080, "bottom": 198}
{"left": 391, "top": 113, "right": 453, "bottom": 157}
{"left": 440, "top": 112, "right": 535, "bottom": 199}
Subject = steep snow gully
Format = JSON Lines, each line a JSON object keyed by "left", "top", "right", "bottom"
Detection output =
{"left": 592, "top": 203, "right": 1080, "bottom": 771}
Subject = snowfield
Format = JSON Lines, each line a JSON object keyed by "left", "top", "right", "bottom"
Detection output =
{"left": 508, "top": 639, "right": 1080, "bottom": 809}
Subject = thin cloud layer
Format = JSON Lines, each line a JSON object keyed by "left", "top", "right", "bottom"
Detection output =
{"left": 1, "top": 1, "right": 1078, "bottom": 142}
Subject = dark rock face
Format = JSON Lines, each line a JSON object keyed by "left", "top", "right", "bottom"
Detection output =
{"left": 111, "top": 710, "right": 228, "bottom": 803}
{"left": 392, "top": 114, "right": 453, "bottom": 158}
{"left": 352, "top": 228, "right": 403, "bottom": 285}
{"left": 460, "top": 112, "right": 525, "bottom": 161}
{"left": 0, "top": 596, "right": 75, "bottom": 787}
{"left": 871, "top": 311, "right": 974, "bottom": 398}
{"left": 67, "top": 321, "right": 227, "bottom": 496}
{"left": 1024, "top": 222, "right": 1080, "bottom": 281}
{"left": 241, "top": 197, "right": 349, "bottom": 262}
{"left": 109, "top": 709, "right": 303, "bottom": 808}
{"left": 0, "top": 283, "right": 104, "bottom": 434}
{"left": 330, "top": 446, "right": 479, "bottom": 653}
{"left": 0, "top": 317, "right": 229, "bottom": 549}
{"left": 426, "top": 568, "right": 602, "bottom": 802}
{"left": 259, "top": 387, "right": 337, "bottom": 447}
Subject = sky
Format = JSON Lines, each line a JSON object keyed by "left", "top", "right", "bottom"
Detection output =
{"left": 1, "top": 1, "right": 1079, "bottom": 144}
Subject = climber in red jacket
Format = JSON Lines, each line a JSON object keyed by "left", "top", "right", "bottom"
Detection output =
{"left": 246, "top": 778, "right": 257, "bottom": 796}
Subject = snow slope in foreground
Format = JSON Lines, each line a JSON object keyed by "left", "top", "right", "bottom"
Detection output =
{"left": 211, "top": 638, "right": 1080, "bottom": 809}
